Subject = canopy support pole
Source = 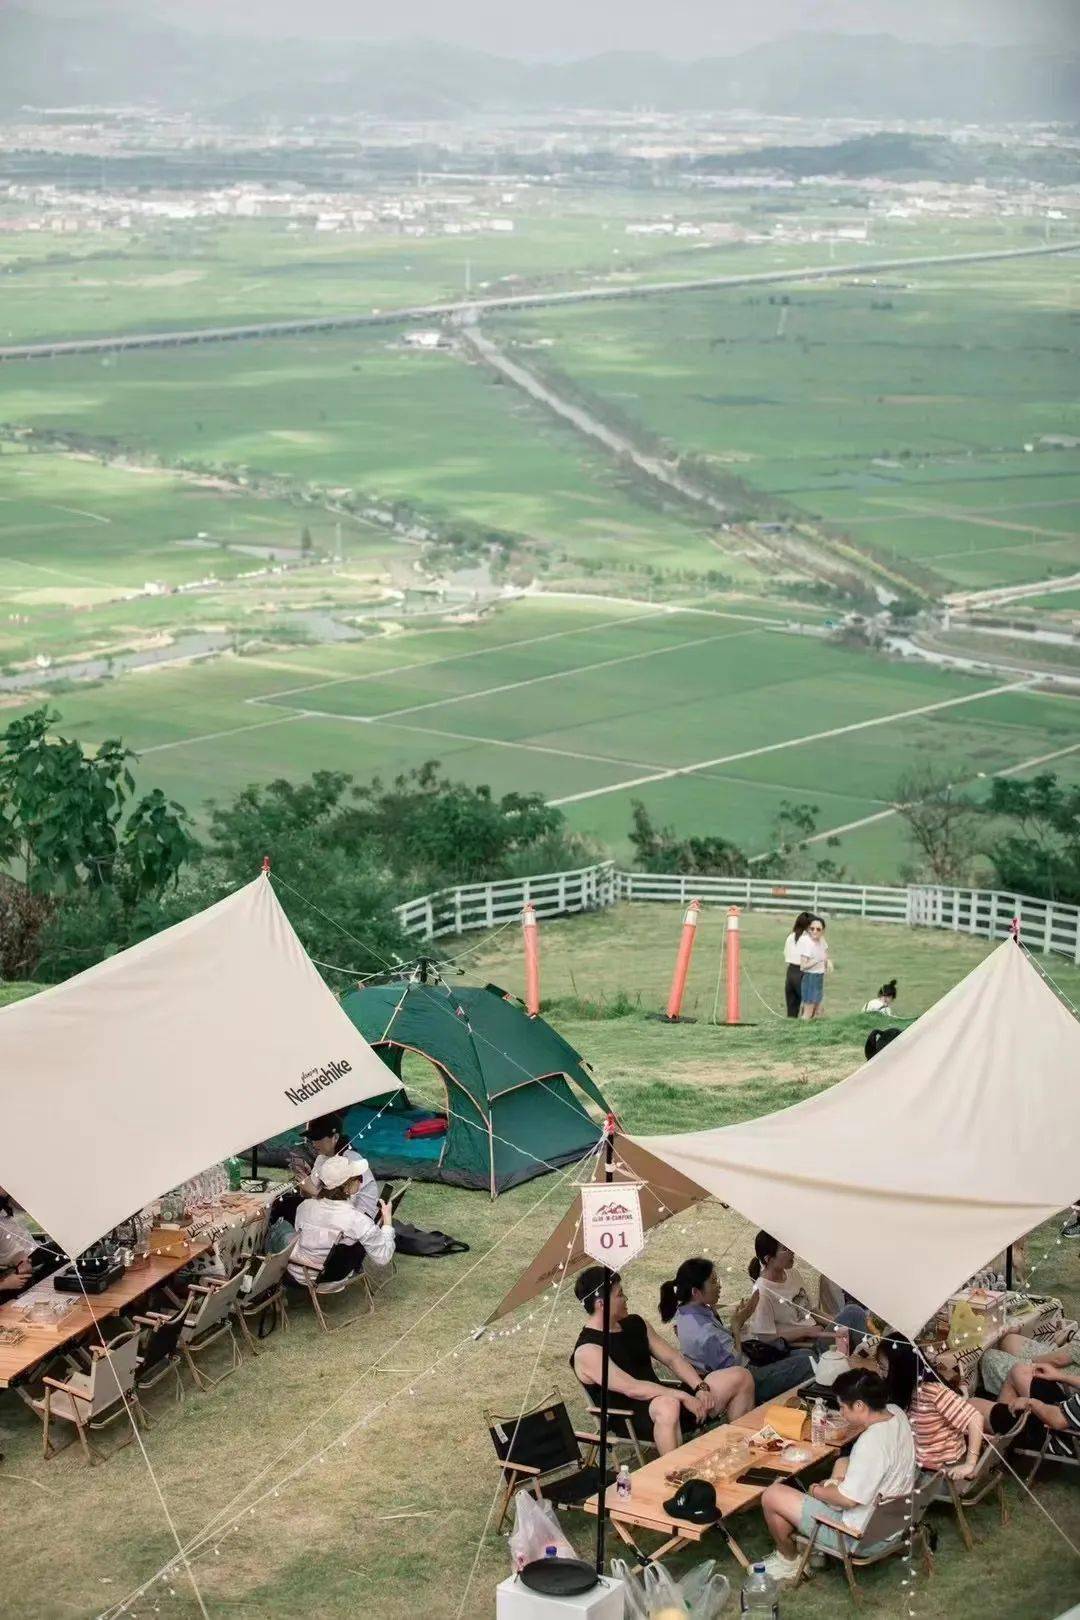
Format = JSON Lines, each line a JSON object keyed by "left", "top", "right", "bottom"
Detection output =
{"left": 595, "top": 1117, "right": 616, "bottom": 1575}
{"left": 1005, "top": 1244, "right": 1014, "bottom": 1288}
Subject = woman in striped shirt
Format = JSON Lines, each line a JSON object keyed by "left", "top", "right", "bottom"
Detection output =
{"left": 879, "top": 1338, "right": 984, "bottom": 1477}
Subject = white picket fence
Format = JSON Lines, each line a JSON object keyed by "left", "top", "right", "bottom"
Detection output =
{"left": 394, "top": 861, "right": 1080, "bottom": 962}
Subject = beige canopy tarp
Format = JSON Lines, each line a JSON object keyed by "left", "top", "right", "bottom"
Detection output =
{"left": 0, "top": 875, "right": 398, "bottom": 1257}
{"left": 637, "top": 940, "right": 1079, "bottom": 1339}
{"left": 494, "top": 941, "right": 1080, "bottom": 1341}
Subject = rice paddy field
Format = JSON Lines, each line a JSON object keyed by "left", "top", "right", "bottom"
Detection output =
{"left": 6, "top": 595, "right": 1080, "bottom": 877}
{"left": 2, "top": 908, "right": 1078, "bottom": 1620}
{"left": 0, "top": 333, "right": 726, "bottom": 583}
{"left": 499, "top": 252, "right": 1080, "bottom": 593}
{"left": 0, "top": 201, "right": 1041, "bottom": 344}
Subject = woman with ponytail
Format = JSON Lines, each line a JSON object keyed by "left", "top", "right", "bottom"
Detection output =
{"left": 661, "top": 1254, "right": 816, "bottom": 1404}
{"left": 745, "top": 1232, "right": 834, "bottom": 1348}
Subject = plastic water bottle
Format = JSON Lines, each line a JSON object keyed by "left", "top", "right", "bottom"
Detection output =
{"left": 616, "top": 1464, "right": 632, "bottom": 1501}
{"left": 811, "top": 1398, "right": 827, "bottom": 1446}
{"left": 741, "top": 1563, "right": 779, "bottom": 1617}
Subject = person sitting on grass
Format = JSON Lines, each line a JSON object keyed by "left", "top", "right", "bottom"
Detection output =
{"left": 571, "top": 1266, "right": 754, "bottom": 1456}
{"left": 287, "top": 1154, "right": 395, "bottom": 1287}
{"left": 759, "top": 1369, "right": 916, "bottom": 1584}
{"left": 660, "top": 1256, "right": 813, "bottom": 1404}
{"left": 862, "top": 980, "right": 898, "bottom": 1015}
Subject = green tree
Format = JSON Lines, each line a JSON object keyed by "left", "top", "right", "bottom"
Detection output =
{"left": 895, "top": 766, "right": 978, "bottom": 885}
{"left": 0, "top": 708, "right": 197, "bottom": 978}
{"left": 0, "top": 707, "right": 134, "bottom": 891}
{"left": 984, "top": 772, "right": 1080, "bottom": 904}
{"left": 628, "top": 800, "right": 748, "bottom": 876}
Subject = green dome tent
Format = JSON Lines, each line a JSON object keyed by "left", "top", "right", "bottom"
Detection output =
{"left": 334, "top": 981, "right": 610, "bottom": 1196}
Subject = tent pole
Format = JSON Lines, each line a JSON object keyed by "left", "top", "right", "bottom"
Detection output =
{"left": 595, "top": 1117, "right": 616, "bottom": 1575}
{"left": 1005, "top": 1243, "right": 1014, "bottom": 1288}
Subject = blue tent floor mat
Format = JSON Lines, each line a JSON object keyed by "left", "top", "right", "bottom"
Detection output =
{"left": 342, "top": 1103, "right": 445, "bottom": 1173}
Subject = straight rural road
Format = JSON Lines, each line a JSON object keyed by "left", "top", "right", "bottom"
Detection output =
{"left": 1, "top": 240, "right": 1077, "bottom": 361}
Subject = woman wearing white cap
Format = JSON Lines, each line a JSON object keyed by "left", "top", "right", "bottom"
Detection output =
{"left": 290, "top": 1112, "right": 379, "bottom": 1220}
{"left": 288, "top": 1155, "right": 396, "bottom": 1285}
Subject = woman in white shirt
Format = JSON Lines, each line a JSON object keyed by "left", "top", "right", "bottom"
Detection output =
{"left": 288, "top": 1154, "right": 395, "bottom": 1285}
{"left": 744, "top": 1231, "right": 834, "bottom": 1349}
{"left": 798, "top": 915, "right": 832, "bottom": 1020}
{"left": 782, "top": 911, "right": 814, "bottom": 1019}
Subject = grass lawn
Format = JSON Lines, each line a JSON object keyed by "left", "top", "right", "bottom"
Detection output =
{"left": 502, "top": 254, "right": 1080, "bottom": 592}
{"left": 2, "top": 908, "right": 1078, "bottom": 1618}
{"left": 4, "top": 595, "right": 1080, "bottom": 875}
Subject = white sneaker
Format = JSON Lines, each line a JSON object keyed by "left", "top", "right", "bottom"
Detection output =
{"left": 762, "top": 1550, "right": 802, "bottom": 1584}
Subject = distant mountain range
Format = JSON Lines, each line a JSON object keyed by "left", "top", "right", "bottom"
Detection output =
{"left": 1, "top": 10, "right": 1077, "bottom": 124}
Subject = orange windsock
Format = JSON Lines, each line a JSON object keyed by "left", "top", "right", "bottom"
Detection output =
{"left": 665, "top": 899, "right": 701, "bottom": 1022}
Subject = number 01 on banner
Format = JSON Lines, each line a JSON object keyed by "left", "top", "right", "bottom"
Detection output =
{"left": 580, "top": 1181, "right": 646, "bottom": 1266}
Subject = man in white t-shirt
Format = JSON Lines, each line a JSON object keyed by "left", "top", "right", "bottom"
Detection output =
{"left": 760, "top": 1368, "right": 916, "bottom": 1583}
{"left": 294, "top": 1113, "right": 380, "bottom": 1220}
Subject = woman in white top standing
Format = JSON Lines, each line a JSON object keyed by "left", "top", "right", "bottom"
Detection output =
{"left": 799, "top": 915, "right": 832, "bottom": 1020}
{"left": 782, "top": 911, "right": 814, "bottom": 1019}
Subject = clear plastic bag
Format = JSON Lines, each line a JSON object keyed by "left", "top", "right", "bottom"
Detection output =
{"left": 611, "top": 1556, "right": 731, "bottom": 1618}
{"left": 508, "top": 1491, "right": 578, "bottom": 1572}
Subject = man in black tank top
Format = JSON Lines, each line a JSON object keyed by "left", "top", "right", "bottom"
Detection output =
{"left": 570, "top": 1267, "right": 754, "bottom": 1455}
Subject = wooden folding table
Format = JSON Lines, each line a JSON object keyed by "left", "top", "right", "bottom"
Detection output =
{"left": 583, "top": 1389, "right": 837, "bottom": 1573}
{"left": 0, "top": 1245, "right": 210, "bottom": 1389}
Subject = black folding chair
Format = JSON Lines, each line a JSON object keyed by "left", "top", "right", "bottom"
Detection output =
{"left": 486, "top": 1388, "right": 613, "bottom": 1533}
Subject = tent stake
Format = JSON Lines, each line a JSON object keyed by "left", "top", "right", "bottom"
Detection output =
{"left": 595, "top": 1116, "right": 616, "bottom": 1575}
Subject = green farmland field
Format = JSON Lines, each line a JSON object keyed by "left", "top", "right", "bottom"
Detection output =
{"left": 0, "top": 203, "right": 1043, "bottom": 344}
{"left": 499, "top": 253, "right": 1080, "bottom": 592}
{"left": 9, "top": 596, "right": 1080, "bottom": 875}
{"left": 0, "top": 334, "right": 730, "bottom": 579}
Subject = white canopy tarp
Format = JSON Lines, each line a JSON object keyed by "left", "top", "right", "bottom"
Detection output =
{"left": 634, "top": 940, "right": 1080, "bottom": 1340}
{"left": 0, "top": 875, "right": 398, "bottom": 1257}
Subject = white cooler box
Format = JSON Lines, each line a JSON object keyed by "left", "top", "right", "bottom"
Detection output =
{"left": 495, "top": 1573, "right": 625, "bottom": 1619}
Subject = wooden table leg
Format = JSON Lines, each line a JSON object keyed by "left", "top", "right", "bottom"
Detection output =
{"left": 715, "top": 1521, "right": 753, "bottom": 1570}
{"left": 607, "top": 1518, "right": 692, "bottom": 1575}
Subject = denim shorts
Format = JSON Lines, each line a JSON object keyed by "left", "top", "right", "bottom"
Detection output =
{"left": 798, "top": 1497, "right": 896, "bottom": 1559}
{"left": 800, "top": 972, "right": 825, "bottom": 1006}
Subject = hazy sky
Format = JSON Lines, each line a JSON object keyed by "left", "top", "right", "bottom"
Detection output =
{"left": 22, "top": 0, "right": 1076, "bottom": 56}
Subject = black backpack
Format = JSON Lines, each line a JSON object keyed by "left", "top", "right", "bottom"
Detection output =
{"left": 392, "top": 1220, "right": 469, "bottom": 1258}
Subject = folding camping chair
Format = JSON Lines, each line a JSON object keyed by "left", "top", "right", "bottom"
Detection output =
{"left": 571, "top": 1365, "right": 683, "bottom": 1468}
{"left": 29, "top": 1328, "right": 147, "bottom": 1466}
{"left": 178, "top": 1269, "right": 247, "bottom": 1390}
{"left": 1017, "top": 1419, "right": 1080, "bottom": 1484}
{"left": 235, "top": 1238, "right": 296, "bottom": 1355}
{"left": 131, "top": 1301, "right": 190, "bottom": 1407}
{"left": 289, "top": 1242, "right": 374, "bottom": 1334}
{"left": 793, "top": 1475, "right": 939, "bottom": 1605}
{"left": 933, "top": 1410, "right": 1026, "bottom": 1550}
{"left": 486, "top": 1387, "right": 611, "bottom": 1533}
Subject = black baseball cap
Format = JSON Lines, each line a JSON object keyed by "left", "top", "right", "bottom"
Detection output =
{"left": 662, "top": 1478, "right": 719, "bottom": 1525}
